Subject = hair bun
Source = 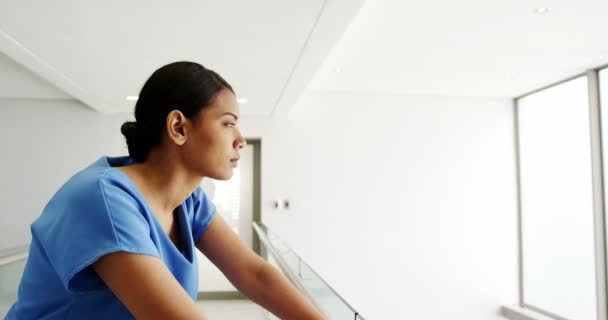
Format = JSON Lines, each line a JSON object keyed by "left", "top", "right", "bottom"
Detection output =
{"left": 120, "top": 121, "right": 146, "bottom": 161}
{"left": 120, "top": 121, "right": 138, "bottom": 142}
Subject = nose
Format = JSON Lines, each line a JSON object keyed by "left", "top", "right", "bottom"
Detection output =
{"left": 234, "top": 129, "right": 247, "bottom": 150}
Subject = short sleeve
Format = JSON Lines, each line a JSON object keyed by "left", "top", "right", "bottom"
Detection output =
{"left": 34, "top": 173, "right": 160, "bottom": 293}
{"left": 191, "top": 186, "right": 217, "bottom": 242}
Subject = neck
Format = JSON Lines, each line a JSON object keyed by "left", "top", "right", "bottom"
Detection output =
{"left": 129, "top": 149, "right": 202, "bottom": 215}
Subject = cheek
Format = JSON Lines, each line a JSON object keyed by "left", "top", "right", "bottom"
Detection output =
{"left": 195, "top": 138, "right": 225, "bottom": 166}
{"left": 210, "top": 131, "right": 234, "bottom": 153}
{"left": 186, "top": 127, "right": 232, "bottom": 166}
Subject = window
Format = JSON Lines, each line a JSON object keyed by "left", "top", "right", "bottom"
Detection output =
{"left": 517, "top": 77, "right": 596, "bottom": 319}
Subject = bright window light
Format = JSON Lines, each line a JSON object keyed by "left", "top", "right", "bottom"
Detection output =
{"left": 518, "top": 76, "right": 596, "bottom": 320}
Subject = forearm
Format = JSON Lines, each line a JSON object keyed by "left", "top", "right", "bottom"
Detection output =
{"left": 241, "top": 263, "right": 325, "bottom": 320}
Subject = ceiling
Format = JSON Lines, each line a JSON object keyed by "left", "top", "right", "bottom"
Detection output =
{"left": 1, "top": 0, "right": 607, "bottom": 114}
{"left": 309, "top": 0, "right": 608, "bottom": 98}
{"left": 0, "top": 51, "right": 69, "bottom": 99}
{"left": 0, "top": 0, "right": 363, "bottom": 114}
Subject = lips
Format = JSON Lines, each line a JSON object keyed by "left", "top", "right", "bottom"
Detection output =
{"left": 230, "top": 157, "right": 239, "bottom": 167}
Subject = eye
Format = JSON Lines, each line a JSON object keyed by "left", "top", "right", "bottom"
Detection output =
{"left": 225, "top": 122, "right": 236, "bottom": 128}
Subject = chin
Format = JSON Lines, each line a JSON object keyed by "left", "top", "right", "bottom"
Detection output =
{"left": 210, "top": 170, "right": 233, "bottom": 181}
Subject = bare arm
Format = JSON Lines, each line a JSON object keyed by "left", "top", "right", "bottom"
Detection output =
{"left": 92, "top": 252, "right": 207, "bottom": 320}
{"left": 196, "top": 214, "right": 325, "bottom": 320}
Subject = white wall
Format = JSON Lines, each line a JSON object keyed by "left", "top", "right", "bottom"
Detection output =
{"left": 245, "top": 117, "right": 292, "bottom": 213}
{"left": 260, "top": 92, "right": 519, "bottom": 319}
{"left": 0, "top": 99, "right": 131, "bottom": 249}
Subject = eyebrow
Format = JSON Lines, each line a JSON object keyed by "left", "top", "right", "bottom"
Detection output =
{"left": 222, "top": 112, "right": 238, "bottom": 121}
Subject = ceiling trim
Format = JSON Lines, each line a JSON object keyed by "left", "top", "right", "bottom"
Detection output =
{"left": 270, "top": 0, "right": 329, "bottom": 116}
{"left": 0, "top": 27, "right": 102, "bottom": 111}
{"left": 270, "top": 0, "right": 365, "bottom": 117}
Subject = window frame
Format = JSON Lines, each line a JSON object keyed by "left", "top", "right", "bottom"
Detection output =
{"left": 512, "top": 66, "right": 608, "bottom": 320}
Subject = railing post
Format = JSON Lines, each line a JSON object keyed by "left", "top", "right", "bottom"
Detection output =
{"left": 588, "top": 69, "right": 608, "bottom": 320}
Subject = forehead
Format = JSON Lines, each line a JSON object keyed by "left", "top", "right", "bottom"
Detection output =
{"left": 204, "top": 89, "right": 239, "bottom": 117}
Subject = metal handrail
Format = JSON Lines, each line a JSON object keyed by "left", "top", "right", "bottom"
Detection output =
{"left": 252, "top": 223, "right": 325, "bottom": 315}
{"left": 253, "top": 222, "right": 365, "bottom": 320}
{"left": 0, "top": 245, "right": 29, "bottom": 267}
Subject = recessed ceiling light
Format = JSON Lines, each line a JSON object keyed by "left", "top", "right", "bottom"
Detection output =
{"left": 534, "top": 7, "right": 549, "bottom": 14}
{"left": 237, "top": 98, "right": 249, "bottom": 104}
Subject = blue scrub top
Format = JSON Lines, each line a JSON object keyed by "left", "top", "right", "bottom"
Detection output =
{"left": 5, "top": 156, "right": 216, "bottom": 320}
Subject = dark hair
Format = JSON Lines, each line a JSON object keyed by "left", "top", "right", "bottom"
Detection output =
{"left": 121, "top": 61, "right": 233, "bottom": 162}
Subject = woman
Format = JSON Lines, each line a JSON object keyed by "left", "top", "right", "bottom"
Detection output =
{"left": 6, "top": 62, "right": 324, "bottom": 320}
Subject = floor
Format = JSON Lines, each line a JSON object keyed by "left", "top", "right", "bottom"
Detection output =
{"left": 1, "top": 300, "right": 275, "bottom": 319}
{"left": 196, "top": 299, "right": 280, "bottom": 320}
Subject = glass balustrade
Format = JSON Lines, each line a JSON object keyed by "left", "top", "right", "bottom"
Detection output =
{"left": 254, "top": 223, "right": 364, "bottom": 320}
{"left": 0, "top": 245, "right": 28, "bottom": 317}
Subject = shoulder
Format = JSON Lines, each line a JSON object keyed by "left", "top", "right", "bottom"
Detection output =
{"left": 28, "top": 157, "right": 161, "bottom": 293}
{"left": 182, "top": 186, "right": 204, "bottom": 217}
{"left": 183, "top": 186, "right": 215, "bottom": 212}
{"left": 32, "top": 157, "right": 142, "bottom": 234}
{"left": 30, "top": 157, "right": 157, "bottom": 270}
{"left": 185, "top": 185, "right": 217, "bottom": 241}
{"left": 52, "top": 157, "right": 136, "bottom": 207}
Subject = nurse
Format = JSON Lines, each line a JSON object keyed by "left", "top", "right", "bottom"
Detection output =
{"left": 6, "top": 61, "right": 324, "bottom": 320}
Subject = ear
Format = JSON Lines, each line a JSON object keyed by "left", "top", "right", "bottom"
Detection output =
{"left": 166, "top": 110, "right": 189, "bottom": 146}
